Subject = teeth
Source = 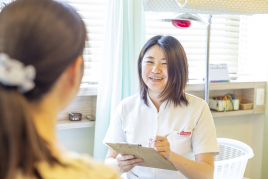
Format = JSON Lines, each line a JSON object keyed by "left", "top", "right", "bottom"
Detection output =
{"left": 150, "top": 77, "right": 163, "bottom": 80}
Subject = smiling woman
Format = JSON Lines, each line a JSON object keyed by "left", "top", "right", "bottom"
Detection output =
{"left": 104, "top": 35, "right": 219, "bottom": 179}
{"left": 138, "top": 35, "right": 188, "bottom": 108}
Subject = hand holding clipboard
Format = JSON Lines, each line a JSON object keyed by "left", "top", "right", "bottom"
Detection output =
{"left": 106, "top": 133, "right": 177, "bottom": 171}
{"left": 115, "top": 152, "right": 143, "bottom": 173}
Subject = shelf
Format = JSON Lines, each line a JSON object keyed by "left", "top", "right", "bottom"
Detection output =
{"left": 77, "top": 84, "right": 98, "bottom": 96}
{"left": 57, "top": 119, "right": 95, "bottom": 129}
{"left": 211, "top": 110, "right": 254, "bottom": 117}
{"left": 185, "top": 81, "right": 266, "bottom": 92}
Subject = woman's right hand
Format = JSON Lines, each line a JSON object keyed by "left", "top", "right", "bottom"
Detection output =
{"left": 116, "top": 154, "right": 143, "bottom": 173}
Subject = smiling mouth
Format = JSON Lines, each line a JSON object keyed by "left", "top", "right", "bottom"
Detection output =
{"left": 149, "top": 77, "right": 163, "bottom": 80}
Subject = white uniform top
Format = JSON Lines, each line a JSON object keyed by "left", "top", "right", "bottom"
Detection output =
{"left": 104, "top": 93, "right": 219, "bottom": 179}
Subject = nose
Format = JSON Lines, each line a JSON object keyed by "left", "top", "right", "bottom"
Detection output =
{"left": 152, "top": 63, "right": 162, "bottom": 74}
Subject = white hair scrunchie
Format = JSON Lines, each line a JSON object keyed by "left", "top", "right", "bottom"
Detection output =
{"left": 0, "top": 53, "right": 36, "bottom": 93}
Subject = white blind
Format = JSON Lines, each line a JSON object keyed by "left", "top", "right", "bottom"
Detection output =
{"left": 59, "top": 0, "right": 107, "bottom": 84}
{"left": 145, "top": 13, "right": 240, "bottom": 80}
{"left": 238, "top": 15, "right": 268, "bottom": 77}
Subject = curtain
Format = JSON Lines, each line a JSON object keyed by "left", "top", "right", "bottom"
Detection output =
{"left": 93, "top": 0, "right": 145, "bottom": 160}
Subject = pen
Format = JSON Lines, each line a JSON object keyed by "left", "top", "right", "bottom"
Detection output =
{"left": 148, "top": 132, "right": 170, "bottom": 147}
{"left": 163, "top": 132, "right": 171, "bottom": 138}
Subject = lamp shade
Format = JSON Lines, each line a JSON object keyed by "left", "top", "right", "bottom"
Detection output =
{"left": 143, "top": 0, "right": 268, "bottom": 14}
{"left": 160, "top": 13, "right": 207, "bottom": 23}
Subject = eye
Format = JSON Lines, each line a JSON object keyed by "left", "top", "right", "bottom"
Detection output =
{"left": 162, "top": 62, "right": 167, "bottom": 65}
{"left": 146, "top": 61, "right": 153, "bottom": 63}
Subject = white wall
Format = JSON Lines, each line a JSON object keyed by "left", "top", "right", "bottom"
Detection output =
{"left": 214, "top": 113, "right": 265, "bottom": 179}
{"left": 57, "top": 127, "right": 95, "bottom": 156}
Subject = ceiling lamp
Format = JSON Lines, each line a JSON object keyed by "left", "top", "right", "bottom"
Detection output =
{"left": 143, "top": 0, "right": 268, "bottom": 14}
{"left": 161, "top": 13, "right": 207, "bottom": 28}
{"left": 171, "top": 19, "right": 191, "bottom": 28}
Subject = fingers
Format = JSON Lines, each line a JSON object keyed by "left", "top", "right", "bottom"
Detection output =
{"left": 154, "top": 146, "right": 168, "bottom": 152}
{"left": 148, "top": 136, "right": 171, "bottom": 159}
{"left": 119, "top": 158, "right": 142, "bottom": 167}
{"left": 120, "top": 161, "right": 140, "bottom": 173}
{"left": 147, "top": 138, "right": 153, "bottom": 147}
{"left": 116, "top": 154, "right": 143, "bottom": 173}
{"left": 117, "top": 154, "right": 134, "bottom": 161}
{"left": 118, "top": 158, "right": 143, "bottom": 173}
{"left": 152, "top": 135, "right": 166, "bottom": 142}
{"left": 148, "top": 136, "right": 167, "bottom": 146}
{"left": 150, "top": 139, "right": 170, "bottom": 148}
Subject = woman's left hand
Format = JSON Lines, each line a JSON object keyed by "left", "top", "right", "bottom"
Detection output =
{"left": 148, "top": 135, "right": 171, "bottom": 159}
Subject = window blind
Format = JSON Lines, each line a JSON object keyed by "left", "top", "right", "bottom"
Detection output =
{"left": 238, "top": 15, "right": 268, "bottom": 77}
{"left": 58, "top": 0, "right": 107, "bottom": 84}
{"left": 145, "top": 12, "right": 240, "bottom": 80}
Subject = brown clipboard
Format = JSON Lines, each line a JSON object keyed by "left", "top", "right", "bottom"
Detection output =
{"left": 106, "top": 142, "right": 177, "bottom": 171}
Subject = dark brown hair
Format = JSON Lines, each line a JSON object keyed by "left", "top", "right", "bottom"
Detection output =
{"left": 0, "top": 0, "right": 86, "bottom": 179}
{"left": 138, "top": 35, "right": 188, "bottom": 107}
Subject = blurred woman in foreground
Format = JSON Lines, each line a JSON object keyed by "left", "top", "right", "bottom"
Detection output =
{"left": 0, "top": 0, "right": 120, "bottom": 179}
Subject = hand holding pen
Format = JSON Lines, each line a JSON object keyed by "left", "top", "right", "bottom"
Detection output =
{"left": 147, "top": 132, "right": 171, "bottom": 159}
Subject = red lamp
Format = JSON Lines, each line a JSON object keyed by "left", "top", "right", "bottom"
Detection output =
{"left": 172, "top": 19, "right": 191, "bottom": 28}
{"left": 160, "top": 13, "right": 207, "bottom": 29}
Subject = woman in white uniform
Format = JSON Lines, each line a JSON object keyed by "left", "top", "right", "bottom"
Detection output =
{"left": 104, "top": 35, "right": 219, "bottom": 179}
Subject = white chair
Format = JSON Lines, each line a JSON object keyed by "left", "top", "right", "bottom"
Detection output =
{"left": 214, "top": 138, "right": 254, "bottom": 179}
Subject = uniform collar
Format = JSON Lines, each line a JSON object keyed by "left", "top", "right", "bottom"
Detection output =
{"left": 146, "top": 93, "right": 169, "bottom": 112}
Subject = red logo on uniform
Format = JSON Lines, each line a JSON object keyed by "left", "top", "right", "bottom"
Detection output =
{"left": 180, "top": 132, "right": 191, "bottom": 135}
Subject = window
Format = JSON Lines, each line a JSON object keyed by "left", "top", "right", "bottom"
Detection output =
{"left": 0, "top": 1, "right": 14, "bottom": 11}
{"left": 56, "top": 3, "right": 267, "bottom": 84}
{"left": 59, "top": 0, "right": 107, "bottom": 85}
{"left": 145, "top": 12, "right": 240, "bottom": 81}
{"left": 238, "top": 14, "right": 268, "bottom": 79}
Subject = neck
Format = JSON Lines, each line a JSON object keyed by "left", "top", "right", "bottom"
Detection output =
{"left": 148, "top": 90, "right": 163, "bottom": 112}
{"left": 29, "top": 96, "right": 66, "bottom": 156}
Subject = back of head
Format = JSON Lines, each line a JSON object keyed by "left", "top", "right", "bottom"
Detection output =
{"left": 0, "top": 0, "right": 86, "bottom": 178}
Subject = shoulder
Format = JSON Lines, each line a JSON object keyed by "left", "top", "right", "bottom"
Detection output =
{"left": 183, "top": 93, "right": 210, "bottom": 118}
{"left": 185, "top": 93, "right": 206, "bottom": 107}
{"left": 120, "top": 93, "right": 143, "bottom": 110}
{"left": 121, "top": 93, "right": 141, "bottom": 105}
{"left": 37, "top": 152, "right": 120, "bottom": 179}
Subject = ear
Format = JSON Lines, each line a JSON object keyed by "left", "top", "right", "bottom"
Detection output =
{"left": 65, "top": 56, "right": 84, "bottom": 88}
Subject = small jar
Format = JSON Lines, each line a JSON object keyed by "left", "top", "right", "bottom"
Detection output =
{"left": 69, "top": 113, "right": 82, "bottom": 121}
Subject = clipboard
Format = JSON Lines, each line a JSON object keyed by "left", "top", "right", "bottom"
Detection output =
{"left": 106, "top": 142, "right": 177, "bottom": 171}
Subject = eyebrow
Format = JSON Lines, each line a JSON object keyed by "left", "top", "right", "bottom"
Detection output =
{"left": 145, "top": 56, "right": 166, "bottom": 60}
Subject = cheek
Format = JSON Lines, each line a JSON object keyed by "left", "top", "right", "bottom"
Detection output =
{"left": 141, "top": 65, "right": 150, "bottom": 79}
{"left": 164, "top": 68, "right": 168, "bottom": 78}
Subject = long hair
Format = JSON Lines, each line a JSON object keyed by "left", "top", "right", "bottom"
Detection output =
{"left": 138, "top": 35, "right": 188, "bottom": 107}
{"left": 0, "top": 0, "right": 86, "bottom": 179}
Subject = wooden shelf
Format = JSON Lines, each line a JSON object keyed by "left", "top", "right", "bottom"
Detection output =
{"left": 186, "top": 81, "right": 266, "bottom": 92}
{"left": 185, "top": 81, "right": 266, "bottom": 115}
{"left": 57, "top": 119, "right": 95, "bottom": 129}
{"left": 211, "top": 110, "right": 254, "bottom": 117}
